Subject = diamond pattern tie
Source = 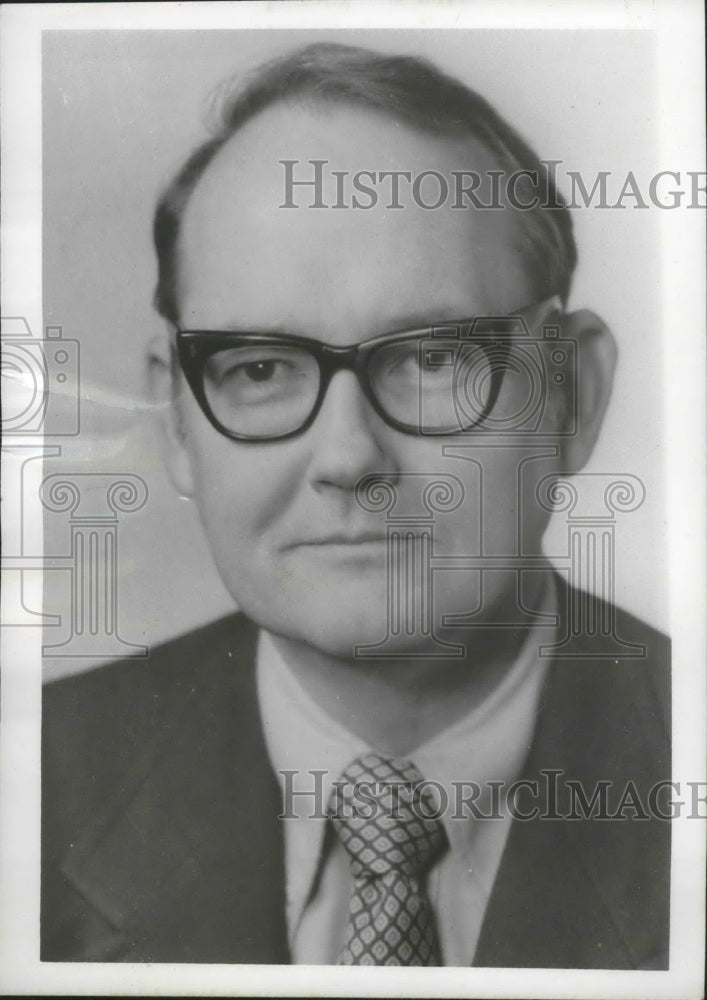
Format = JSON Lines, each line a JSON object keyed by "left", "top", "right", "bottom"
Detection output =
{"left": 328, "top": 753, "right": 448, "bottom": 966}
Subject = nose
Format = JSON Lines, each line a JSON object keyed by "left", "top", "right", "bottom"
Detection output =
{"left": 306, "top": 369, "right": 394, "bottom": 493}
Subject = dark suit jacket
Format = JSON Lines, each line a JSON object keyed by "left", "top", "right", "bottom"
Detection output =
{"left": 41, "top": 585, "right": 670, "bottom": 967}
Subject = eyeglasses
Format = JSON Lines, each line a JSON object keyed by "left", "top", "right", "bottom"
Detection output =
{"left": 175, "top": 296, "right": 561, "bottom": 442}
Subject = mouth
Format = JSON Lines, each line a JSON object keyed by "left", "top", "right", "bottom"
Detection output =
{"left": 288, "top": 532, "right": 388, "bottom": 549}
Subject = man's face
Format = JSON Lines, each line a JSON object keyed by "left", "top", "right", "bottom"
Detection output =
{"left": 169, "top": 102, "right": 563, "bottom": 656}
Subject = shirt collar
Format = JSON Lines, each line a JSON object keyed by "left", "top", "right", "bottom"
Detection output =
{"left": 257, "top": 575, "right": 557, "bottom": 937}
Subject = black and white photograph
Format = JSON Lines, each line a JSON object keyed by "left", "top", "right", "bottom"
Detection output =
{"left": 1, "top": 2, "right": 705, "bottom": 997}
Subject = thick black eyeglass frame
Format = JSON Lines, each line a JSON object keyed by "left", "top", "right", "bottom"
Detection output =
{"left": 175, "top": 298, "right": 560, "bottom": 442}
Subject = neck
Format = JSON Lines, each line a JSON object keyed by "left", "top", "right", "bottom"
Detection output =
{"left": 267, "top": 579, "right": 546, "bottom": 756}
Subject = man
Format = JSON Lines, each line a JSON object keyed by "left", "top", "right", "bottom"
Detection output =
{"left": 41, "top": 43, "right": 670, "bottom": 968}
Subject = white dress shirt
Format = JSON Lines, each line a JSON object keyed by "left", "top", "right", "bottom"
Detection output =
{"left": 256, "top": 583, "right": 556, "bottom": 966}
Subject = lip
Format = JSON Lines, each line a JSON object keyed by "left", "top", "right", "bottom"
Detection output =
{"left": 288, "top": 532, "right": 388, "bottom": 548}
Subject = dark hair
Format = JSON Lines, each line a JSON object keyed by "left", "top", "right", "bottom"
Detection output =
{"left": 153, "top": 42, "right": 576, "bottom": 325}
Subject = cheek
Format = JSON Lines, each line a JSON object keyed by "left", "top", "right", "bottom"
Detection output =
{"left": 419, "top": 442, "right": 559, "bottom": 554}
{"left": 181, "top": 417, "right": 300, "bottom": 564}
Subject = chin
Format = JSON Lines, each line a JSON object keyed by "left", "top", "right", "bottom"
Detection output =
{"left": 228, "top": 577, "right": 383, "bottom": 652}
{"left": 303, "top": 607, "right": 391, "bottom": 658}
{"left": 298, "top": 598, "right": 455, "bottom": 661}
{"left": 276, "top": 594, "right": 393, "bottom": 658}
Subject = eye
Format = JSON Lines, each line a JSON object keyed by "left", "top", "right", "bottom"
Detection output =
{"left": 208, "top": 348, "right": 307, "bottom": 387}
{"left": 232, "top": 359, "right": 278, "bottom": 383}
{"left": 203, "top": 344, "right": 319, "bottom": 412}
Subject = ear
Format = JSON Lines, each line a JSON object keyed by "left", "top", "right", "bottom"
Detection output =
{"left": 556, "top": 309, "right": 617, "bottom": 474}
{"left": 146, "top": 332, "right": 196, "bottom": 499}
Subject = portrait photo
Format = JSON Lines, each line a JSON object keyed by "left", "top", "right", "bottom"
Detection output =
{"left": 1, "top": 3, "right": 705, "bottom": 998}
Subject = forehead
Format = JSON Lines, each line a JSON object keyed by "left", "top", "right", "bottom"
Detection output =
{"left": 178, "top": 101, "right": 533, "bottom": 336}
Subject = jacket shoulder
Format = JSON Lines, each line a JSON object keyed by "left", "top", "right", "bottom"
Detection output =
{"left": 41, "top": 612, "right": 286, "bottom": 963}
{"left": 555, "top": 592, "right": 671, "bottom": 744}
{"left": 42, "top": 613, "right": 258, "bottom": 829}
{"left": 44, "top": 611, "right": 257, "bottom": 715}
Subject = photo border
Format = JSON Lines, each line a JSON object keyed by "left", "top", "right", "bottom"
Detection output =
{"left": 1, "top": 1, "right": 704, "bottom": 997}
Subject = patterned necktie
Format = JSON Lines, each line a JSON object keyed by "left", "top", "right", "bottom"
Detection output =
{"left": 328, "top": 753, "right": 448, "bottom": 966}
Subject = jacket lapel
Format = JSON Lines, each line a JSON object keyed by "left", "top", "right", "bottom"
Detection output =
{"left": 473, "top": 795, "right": 622, "bottom": 968}
{"left": 60, "top": 619, "right": 290, "bottom": 963}
{"left": 475, "top": 582, "right": 670, "bottom": 969}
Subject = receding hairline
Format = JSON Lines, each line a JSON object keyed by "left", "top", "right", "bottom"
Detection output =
{"left": 183, "top": 91, "right": 531, "bottom": 215}
{"left": 153, "top": 42, "right": 576, "bottom": 325}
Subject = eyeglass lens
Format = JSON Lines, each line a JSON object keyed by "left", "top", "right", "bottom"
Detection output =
{"left": 201, "top": 335, "right": 496, "bottom": 437}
